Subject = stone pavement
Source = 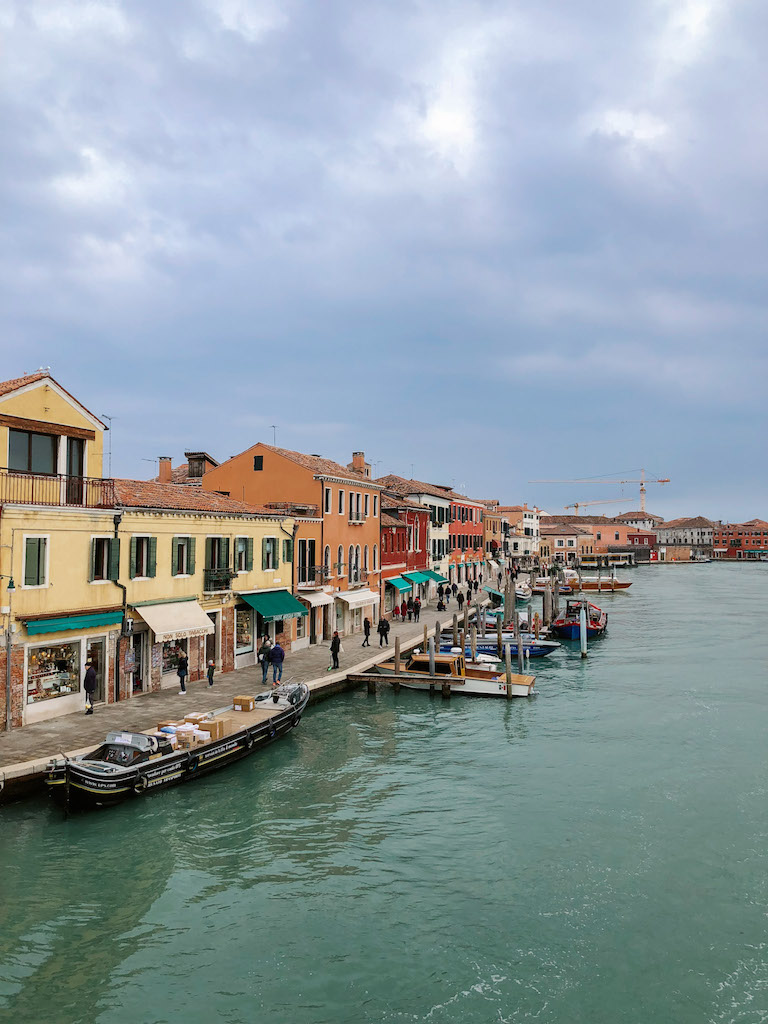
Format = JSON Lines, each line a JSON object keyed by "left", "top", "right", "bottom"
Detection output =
{"left": 0, "top": 600, "right": 465, "bottom": 776}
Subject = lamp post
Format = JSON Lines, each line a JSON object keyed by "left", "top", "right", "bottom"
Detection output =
{"left": 3, "top": 574, "right": 16, "bottom": 732}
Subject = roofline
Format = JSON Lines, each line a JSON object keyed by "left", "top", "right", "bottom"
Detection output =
{"left": 0, "top": 374, "right": 107, "bottom": 430}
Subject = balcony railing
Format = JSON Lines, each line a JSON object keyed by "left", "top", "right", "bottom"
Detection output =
{"left": 348, "top": 511, "right": 366, "bottom": 524}
{"left": 204, "top": 566, "right": 237, "bottom": 592}
{"left": 0, "top": 469, "right": 116, "bottom": 508}
{"left": 297, "top": 565, "right": 331, "bottom": 587}
{"left": 347, "top": 569, "right": 368, "bottom": 586}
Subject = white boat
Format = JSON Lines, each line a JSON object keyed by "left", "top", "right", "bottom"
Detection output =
{"left": 366, "top": 652, "right": 536, "bottom": 698}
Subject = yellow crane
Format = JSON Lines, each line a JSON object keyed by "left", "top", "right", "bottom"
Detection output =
{"left": 530, "top": 468, "right": 670, "bottom": 513}
{"left": 563, "top": 498, "right": 634, "bottom": 515}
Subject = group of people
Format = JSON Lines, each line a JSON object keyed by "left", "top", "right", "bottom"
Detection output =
{"left": 258, "top": 635, "right": 285, "bottom": 685}
{"left": 392, "top": 595, "right": 422, "bottom": 622}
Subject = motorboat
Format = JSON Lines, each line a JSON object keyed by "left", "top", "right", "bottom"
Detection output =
{"left": 550, "top": 600, "right": 607, "bottom": 639}
{"left": 439, "top": 634, "right": 560, "bottom": 658}
{"left": 360, "top": 652, "right": 536, "bottom": 698}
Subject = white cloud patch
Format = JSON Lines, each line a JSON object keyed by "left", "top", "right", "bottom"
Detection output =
{"left": 52, "top": 147, "right": 131, "bottom": 207}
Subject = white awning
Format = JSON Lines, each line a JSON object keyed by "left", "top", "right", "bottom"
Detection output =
{"left": 335, "top": 589, "right": 379, "bottom": 609}
{"left": 298, "top": 591, "right": 334, "bottom": 608}
{"left": 136, "top": 600, "right": 215, "bottom": 643}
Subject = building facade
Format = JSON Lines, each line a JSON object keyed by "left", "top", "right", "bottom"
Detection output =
{"left": 712, "top": 519, "right": 768, "bottom": 559}
{"left": 374, "top": 475, "right": 451, "bottom": 585}
{"left": 655, "top": 517, "right": 714, "bottom": 559}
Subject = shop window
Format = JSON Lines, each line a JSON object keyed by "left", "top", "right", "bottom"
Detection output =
{"left": 162, "top": 639, "right": 187, "bottom": 674}
{"left": 23, "top": 536, "right": 48, "bottom": 587}
{"left": 235, "top": 605, "right": 254, "bottom": 653}
{"left": 26, "top": 641, "right": 80, "bottom": 704}
{"left": 9, "top": 429, "right": 57, "bottom": 475}
{"left": 262, "top": 537, "right": 278, "bottom": 570}
{"left": 296, "top": 613, "right": 306, "bottom": 639}
{"left": 172, "top": 536, "right": 196, "bottom": 576}
{"left": 90, "top": 537, "right": 120, "bottom": 582}
{"left": 130, "top": 536, "right": 156, "bottom": 579}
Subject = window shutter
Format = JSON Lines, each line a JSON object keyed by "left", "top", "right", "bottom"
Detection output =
{"left": 108, "top": 538, "right": 120, "bottom": 582}
{"left": 262, "top": 537, "right": 268, "bottom": 569}
{"left": 205, "top": 537, "right": 213, "bottom": 570}
{"left": 129, "top": 537, "right": 137, "bottom": 579}
{"left": 283, "top": 539, "right": 293, "bottom": 564}
{"left": 221, "top": 538, "right": 230, "bottom": 569}
{"left": 89, "top": 538, "right": 97, "bottom": 582}
{"left": 188, "top": 538, "right": 196, "bottom": 576}
{"left": 246, "top": 537, "right": 254, "bottom": 571}
{"left": 25, "top": 538, "right": 38, "bottom": 587}
{"left": 148, "top": 537, "right": 157, "bottom": 578}
{"left": 308, "top": 539, "right": 315, "bottom": 566}
{"left": 172, "top": 538, "right": 179, "bottom": 577}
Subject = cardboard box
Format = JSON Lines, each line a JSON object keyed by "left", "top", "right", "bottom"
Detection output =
{"left": 233, "top": 695, "right": 255, "bottom": 712}
{"left": 194, "top": 729, "right": 211, "bottom": 743}
{"left": 205, "top": 719, "right": 225, "bottom": 740}
{"left": 157, "top": 720, "right": 179, "bottom": 731}
{"left": 184, "top": 713, "right": 208, "bottom": 725}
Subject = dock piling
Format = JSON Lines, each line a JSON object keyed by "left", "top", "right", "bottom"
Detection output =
{"left": 505, "top": 644, "right": 513, "bottom": 699}
{"left": 580, "top": 601, "right": 588, "bottom": 658}
{"left": 496, "top": 616, "right": 503, "bottom": 658}
{"left": 394, "top": 637, "right": 401, "bottom": 675}
{"left": 470, "top": 625, "right": 477, "bottom": 662}
{"left": 452, "top": 613, "right": 458, "bottom": 647}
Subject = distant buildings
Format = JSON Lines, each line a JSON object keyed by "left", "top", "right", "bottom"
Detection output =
{"left": 712, "top": 520, "right": 768, "bottom": 560}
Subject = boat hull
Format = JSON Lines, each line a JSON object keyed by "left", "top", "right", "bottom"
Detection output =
{"left": 550, "top": 622, "right": 605, "bottom": 640}
{"left": 439, "top": 639, "right": 558, "bottom": 658}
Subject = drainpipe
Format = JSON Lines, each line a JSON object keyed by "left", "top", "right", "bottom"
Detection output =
{"left": 112, "top": 512, "right": 127, "bottom": 702}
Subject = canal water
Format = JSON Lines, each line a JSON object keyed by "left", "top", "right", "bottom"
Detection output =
{"left": 1, "top": 564, "right": 767, "bottom": 1024}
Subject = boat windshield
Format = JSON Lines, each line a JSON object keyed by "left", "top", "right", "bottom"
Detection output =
{"left": 102, "top": 744, "right": 147, "bottom": 766}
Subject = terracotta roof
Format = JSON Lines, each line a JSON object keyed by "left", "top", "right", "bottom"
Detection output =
{"left": 613, "top": 511, "right": 664, "bottom": 523}
{"left": 375, "top": 474, "right": 452, "bottom": 500}
{"left": 0, "top": 371, "right": 50, "bottom": 397}
{"left": 381, "top": 491, "right": 430, "bottom": 514}
{"left": 113, "top": 479, "right": 284, "bottom": 516}
{"left": 257, "top": 443, "right": 382, "bottom": 487}
{"left": 381, "top": 512, "right": 402, "bottom": 528}
{"left": 152, "top": 462, "right": 192, "bottom": 485}
{"left": 495, "top": 505, "right": 539, "bottom": 514}
{"left": 659, "top": 517, "right": 713, "bottom": 529}
{"left": 540, "top": 523, "right": 594, "bottom": 536}
{"left": 545, "top": 514, "right": 616, "bottom": 525}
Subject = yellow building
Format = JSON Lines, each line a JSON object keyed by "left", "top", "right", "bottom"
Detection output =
{"left": 0, "top": 372, "right": 305, "bottom": 730}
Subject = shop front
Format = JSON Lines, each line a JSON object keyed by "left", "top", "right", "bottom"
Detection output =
{"left": 296, "top": 590, "right": 334, "bottom": 647}
{"left": 234, "top": 601, "right": 255, "bottom": 670}
{"left": 384, "top": 576, "right": 412, "bottom": 614}
{"left": 402, "top": 571, "right": 431, "bottom": 603}
{"left": 334, "top": 589, "right": 379, "bottom": 635}
{"left": 236, "top": 589, "right": 308, "bottom": 651}
{"left": 134, "top": 599, "right": 215, "bottom": 689}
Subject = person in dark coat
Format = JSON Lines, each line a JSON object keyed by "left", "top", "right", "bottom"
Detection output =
{"left": 466, "top": 588, "right": 472, "bottom": 606}
{"left": 457, "top": 591, "right": 464, "bottom": 611}
{"left": 330, "top": 631, "right": 341, "bottom": 668}
{"left": 84, "top": 660, "right": 97, "bottom": 714}
{"left": 177, "top": 652, "right": 188, "bottom": 695}
{"left": 258, "top": 636, "right": 272, "bottom": 685}
{"left": 269, "top": 642, "right": 285, "bottom": 684}
{"left": 362, "top": 617, "right": 371, "bottom": 647}
{"left": 473, "top": 579, "right": 479, "bottom": 593}
{"left": 207, "top": 660, "right": 215, "bottom": 686}
{"left": 377, "top": 617, "right": 390, "bottom": 646}
{"left": 413, "top": 598, "right": 421, "bottom": 621}
{"left": 407, "top": 596, "right": 414, "bottom": 621}
{"left": 437, "top": 585, "right": 444, "bottom": 600}
{"left": 451, "top": 583, "right": 458, "bottom": 597}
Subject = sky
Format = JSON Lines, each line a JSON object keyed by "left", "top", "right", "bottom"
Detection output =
{"left": 1, "top": 0, "right": 766, "bottom": 521}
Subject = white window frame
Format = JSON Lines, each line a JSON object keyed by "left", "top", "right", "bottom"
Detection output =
{"left": 174, "top": 536, "right": 191, "bottom": 577}
{"left": 373, "top": 544, "right": 378, "bottom": 570}
{"left": 324, "top": 487, "right": 332, "bottom": 514}
{"left": 364, "top": 493, "right": 370, "bottom": 517}
{"left": 132, "top": 534, "right": 152, "bottom": 580}
{"left": 338, "top": 490, "right": 345, "bottom": 516}
{"left": 89, "top": 533, "right": 114, "bottom": 586}
{"left": 373, "top": 495, "right": 378, "bottom": 517}
{"left": 22, "top": 534, "right": 50, "bottom": 589}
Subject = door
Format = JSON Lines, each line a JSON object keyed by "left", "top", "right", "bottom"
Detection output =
{"left": 130, "top": 633, "right": 145, "bottom": 693}
{"left": 86, "top": 638, "right": 105, "bottom": 703}
{"left": 66, "top": 438, "right": 85, "bottom": 504}
{"left": 206, "top": 612, "right": 217, "bottom": 666}
{"left": 335, "top": 600, "right": 344, "bottom": 633}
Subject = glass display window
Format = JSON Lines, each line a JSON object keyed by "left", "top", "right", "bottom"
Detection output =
{"left": 162, "top": 638, "right": 187, "bottom": 674}
{"left": 235, "top": 605, "right": 254, "bottom": 654}
{"left": 26, "top": 641, "right": 81, "bottom": 704}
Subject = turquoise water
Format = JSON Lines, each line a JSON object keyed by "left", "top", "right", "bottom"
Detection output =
{"left": 1, "top": 564, "right": 767, "bottom": 1024}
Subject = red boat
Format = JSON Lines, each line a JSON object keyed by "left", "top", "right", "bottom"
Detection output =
{"left": 551, "top": 600, "right": 607, "bottom": 640}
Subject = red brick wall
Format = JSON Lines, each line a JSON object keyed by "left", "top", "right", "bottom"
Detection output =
{"left": 221, "top": 605, "right": 235, "bottom": 673}
{"left": 0, "top": 645, "right": 24, "bottom": 730}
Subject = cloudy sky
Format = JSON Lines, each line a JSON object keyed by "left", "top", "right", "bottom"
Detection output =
{"left": 1, "top": 0, "right": 765, "bottom": 519}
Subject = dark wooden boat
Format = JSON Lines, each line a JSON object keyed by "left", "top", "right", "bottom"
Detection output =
{"left": 45, "top": 683, "right": 310, "bottom": 812}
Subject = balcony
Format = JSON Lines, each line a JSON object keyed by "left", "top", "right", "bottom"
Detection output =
{"left": 204, "top": 566, "right": 237, "bottom": 592}
{"left": 347, "top": 569, "right": 368, "bottom": 587}
{"left": 348, "top": 511, "right": 365, "bottom": 524}
{"left": 0, "top": 469, "right": 116, "bottom": 509}
{"left": 297, "top": 565, "right": 331, "bottom": 588}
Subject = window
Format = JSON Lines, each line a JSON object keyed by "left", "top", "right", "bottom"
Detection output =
{"left": 235, "top": 536, "right": 254, "bottom": 573}
{"left": 373, "top": 544, "right": 378, "bottom": 570}
{"left": 364, "top": 493, "right": 370, "bottom": 517}
{"left": 556, "top": 539, "right": 564, "bottom": 547}
{"left": 23, "top": 537, "right": 48, "bottom": 587}
{"left": 130, "top": 537, "right": 156, "bottom": 579}
{"left": 253, "top": 455, "right": 263, "bottom": 471}
{"left": 364, "top": 545, "right": 369, "bottom": 570}
{"left": 324, "top": 487, "right": 331, "bottom": 514}
{"left": 567, "top": 539, "right": 575, "bottom": 548}
{"left": 282, "top": 538, "right": 293, "bottom": 564}
{"left": 348, "top": 545, "right": 355, "bottom": 582}
{"left": 338, "top": 490, "right": 345, "bottom": 515}
{"left": 235, "top": 606, "right": 254, "bottom": 654}
{"left": 614, "top": 532, "right": 620, "bottom": 541}
{"left": 91, "top": 537, "right": 120, "bottom": 582}
{"left": 206, "top": 536, "right": 230, "bottom": 570}
{"left": 596, "top": 531, "right": 602, "bottom": 541}
{"left": 373, "top": 495, "right": 378, "bottom": 516}
{"left": 298, "top": 539, "right": 316, "bottom": 583}
{"left": 324, "top": 545, "right": 331, "bottom": 576}
{"left": 172, "top": 536, "right": 196, "bottom": 576}
{"left": 337, "top": 545, "right": 344, "bottom": 575}
{"left": 9, "top": 429, "right": 57, "bottom": 475}
{"left": 262, "top": 537, "right": 278, "bottom": 570}
{"left": 26, "top": 640, "right": 81, "bottom": 704}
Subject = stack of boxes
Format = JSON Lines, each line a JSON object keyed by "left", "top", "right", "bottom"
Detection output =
{"left": 154, "top": 696, "right": 255, "bottom": 748}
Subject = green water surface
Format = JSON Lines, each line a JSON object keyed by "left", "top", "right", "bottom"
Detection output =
{"left": 1, "top": 564, "right": 767, "bottom": 1024}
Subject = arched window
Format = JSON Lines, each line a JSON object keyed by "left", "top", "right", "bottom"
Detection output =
{"left": 337, "top": 545, "right": 343, "bottom": 576}
{"left": 348, "top": 545, "right": 354, "bottom": 582}
{"left": 324, "top": 545, "right": 331, "bottom": 576}
{"left": 373, "top": 544, "right": 378, "bottom": 570}
{"left": 355, "top": 545, "right": 361, "bottom": 573}
{"left": 364, "top": 545, "right": 369, "bottom": 570}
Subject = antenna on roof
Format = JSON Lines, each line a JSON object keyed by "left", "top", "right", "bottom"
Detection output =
{"left": 270, "top": 425, "right": 277, "bottom": 445}
{"left": 101, "top": 414, "right": 115, "bottom": 477}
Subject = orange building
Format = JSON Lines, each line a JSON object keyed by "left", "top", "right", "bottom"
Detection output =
{"left": 202, "top": 446, "right": 383, "bottom": 641}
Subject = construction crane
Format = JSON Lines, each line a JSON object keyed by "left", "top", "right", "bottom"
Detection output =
{"left": 564, "top": 498, "right": 634, "bottom": 515}
{"left": 529, "top": 468, "right": 670, "bottom": 513}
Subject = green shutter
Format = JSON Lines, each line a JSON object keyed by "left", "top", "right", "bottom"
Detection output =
{"left": 25, "top": 538, "right": 39, "bottom": 587}
{"left": 221, "top": 538, "right": 230, "bottom": 569}
{"left": 246, "top": 537, "right": 254, "bottom": 571}
{"left": 205, "top": 537, "right": 213, "bottom": 570}
{"left": 282, "top": 539, "right": 293, "bottom": 564}
{"left": 129, "top": 537, "right": 137, "bottom": 579}
{"left": 108, "top": 538, "right": 120, "bottom": 582}
{"left": 148, "top": 536, "right": 157, "bottom": 578}
{"left": 89, "top": 538, "right": 97, "bottom": 582}
{"left": 188, "top": 538, "right": 196, "bottom": 576}
{"left": 262, "top": 537, "right": 268, "bottom": 569}
{"left": 172, "top": 537, "right": 179, "bottom": 576}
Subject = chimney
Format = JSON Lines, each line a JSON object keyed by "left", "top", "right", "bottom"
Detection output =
{"left": 158, "top": 457, "right": 172, "bottom": 483}
{"left": 351, "top": 451, "right": 371, "bottom": 478}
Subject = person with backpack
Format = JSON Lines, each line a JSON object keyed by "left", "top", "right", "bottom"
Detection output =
{"left": 377, "top": 617, "right": 390, "bottom": 646}
{"left": 258, "top": 636, "right": 272, "bottom": 686}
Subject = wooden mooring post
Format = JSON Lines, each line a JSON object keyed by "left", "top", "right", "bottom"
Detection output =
{"left": 514, "top": 610, "right": 524, "bottom": 673}
{"left": 505, "top": 643, "right": 513, "bottom": 699}
{"left": 478, "top": 602, "right": 485, "bottom": 637}
{"left": 580, "top": 600, "right": 588, "bottom": 658}
{"left": 496, "top": 615, "right": 503, "bottom": 658}
{"left": 463, "top": 605, "right": 469, "bottom": 636}
{"left": 452, "top": 613, "right": 459, "bottom": 647}
{"left": 470, "top": 625, "right": 477, "bottom": 662}
{"left": 423, "top": 624, "right": 428, "bottom": 654}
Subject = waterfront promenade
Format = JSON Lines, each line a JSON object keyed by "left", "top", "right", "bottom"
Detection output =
{"left": 0, "top": 600, "right": 465, "bottom": 796}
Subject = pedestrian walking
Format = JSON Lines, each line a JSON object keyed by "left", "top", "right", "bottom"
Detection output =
{"left": 452, "top": 583, "right": 458, "bottom": 597}
{"left": 362, "top": 616, "right": 371, "bottom": 647}
{"left": 407, "top": 596, "right": 414, "bottom": 621}
{"left": 414, "top": 598, "right": 421, "bottom": 621}
{"left": 473, "top": 579, "right": 479, "bottom": 593}
{"left": 457, "top": 591, "right": 464, "bottom": 610}
{"left": 207, "top": 659, "right": 215, "bottom": 686}
{"left": 498, "top": 571, "right": 503, "bottom": 588}
{"left": 177, "top": 651, "right": 188, "bottom": 695}
{"left": 438, "top": 585, "right": 444, "bottom": 600}
{"left": 444, "top": 588, "right": 450, "bottom": 605}
{"left": 269, "top": 641, "right": 285, "bottom": 684}
{"left": 393, "top": 603, "right": 400, "bottom": 623}
{"left": 377, "top": 617, "right": 390, "bottom": 646}
{"left": 258, "top": 635, "right": 272, "bottom": 686}
{"left": 466, "top": 588, "right": 472, "bottom": 606}
{"left": 83, "top": 659, "right": 97, "bottom": 714}
{"left": 330, "top": 631, "right": 341, "bottom": 669}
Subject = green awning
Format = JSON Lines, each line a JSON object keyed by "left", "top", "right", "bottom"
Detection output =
{"left": 239, "top": 589, "right": 308, "bottom": 621}
{"left": 26, "top": 611, "right": 124, "bottom": 636}
{"left": 402, "top": 571, "right": 431, "bottom": 584}
{"left": 385, "top": 576, "right": 413, "bottom": 592}
{"left": 483, "top": 586, "right": 504, "bottom": 598}
{"left": 424, "top": 570, "right": 449, "bottom": 583}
